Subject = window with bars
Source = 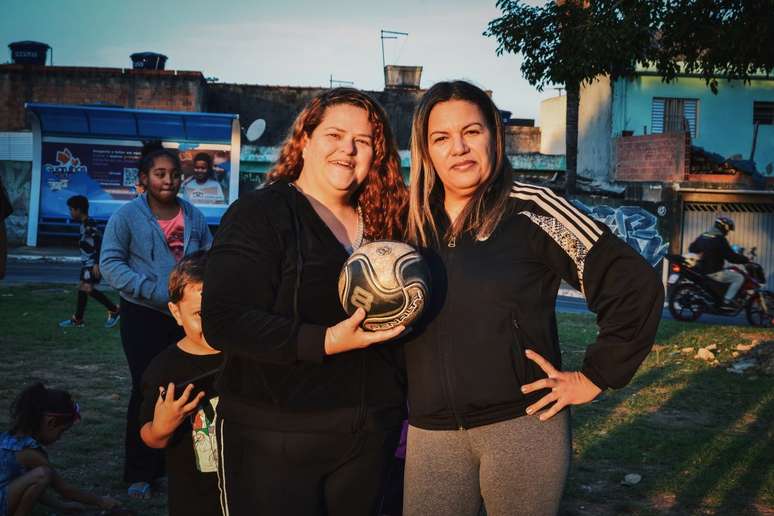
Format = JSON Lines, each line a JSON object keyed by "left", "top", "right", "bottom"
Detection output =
{"left": 753, "top": 101, "right": 774, "bottom": 125}
{"left": 651, "top": 97, "right": 698, "bottom": 138}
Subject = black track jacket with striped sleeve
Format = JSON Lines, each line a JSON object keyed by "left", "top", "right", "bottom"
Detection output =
{"left": 405, "top": 181, "right": 664, "bottom": 431}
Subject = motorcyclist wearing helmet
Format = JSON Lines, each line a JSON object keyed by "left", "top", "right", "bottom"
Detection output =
{"left": 688, "top": 216, "right": 749, "bottom": 309}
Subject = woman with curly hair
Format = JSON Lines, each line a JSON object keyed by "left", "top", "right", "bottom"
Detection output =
{"left": 202, "top": 88, "right": 408, "bottom": 515}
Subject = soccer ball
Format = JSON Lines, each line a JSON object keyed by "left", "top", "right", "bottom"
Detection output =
{"left": 338, "top": 240, "right": 431, "bottom": 331}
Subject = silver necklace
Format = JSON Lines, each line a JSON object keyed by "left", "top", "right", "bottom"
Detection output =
{"left": 290, "top": 181, "right": 364, "bottom": 251}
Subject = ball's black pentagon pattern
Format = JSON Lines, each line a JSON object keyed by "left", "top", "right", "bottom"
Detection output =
{"left": 338, "top": 240, "right": 431, "bottom": 331}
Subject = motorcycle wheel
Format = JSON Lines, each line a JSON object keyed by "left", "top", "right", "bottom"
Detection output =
{"left": 668, "top": 283, "right": 705, "bottom": 322}
{"left": 746, "top": 291, "right": 774, "bottom": 328}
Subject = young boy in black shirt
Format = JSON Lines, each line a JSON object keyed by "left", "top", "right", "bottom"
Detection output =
{"left": 59, "top": 195, "right": 120, "bottom": 328}
{"left": 139, "top": 250, "right": 223, "bottom": 515}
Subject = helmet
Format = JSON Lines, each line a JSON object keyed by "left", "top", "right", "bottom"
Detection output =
{"left": 714, "top": 216, "right": 735, "bottom": 234}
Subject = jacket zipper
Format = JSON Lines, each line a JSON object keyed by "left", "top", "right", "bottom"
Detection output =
{"left": 353, "top": 352, "right": 368, "bottom": 432}
{"left": 440, "top": 235, "right": 465, "bottom": 430}
{"left": 510, "top": 317, "right": 529, "bottom": 386}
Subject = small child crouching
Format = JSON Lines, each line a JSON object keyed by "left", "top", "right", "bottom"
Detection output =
{"left": 0, "top": 383, "right": 119, "bottom": 515}
{"left": 139, "top": 250, "right": 223, "bottom": 516}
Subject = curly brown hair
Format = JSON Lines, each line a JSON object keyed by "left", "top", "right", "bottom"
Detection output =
{"left": 267, "top": 88, "right": 407, "bottom": 240}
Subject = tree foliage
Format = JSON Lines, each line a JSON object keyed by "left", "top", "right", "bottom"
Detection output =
{"left": 485, "top": 0, "right": 774, "bottom": 93}
{"left": 485, "top": 0, "right": 655, "bottom": 91}
{"left": 484, "top": 0, "right": 774, "bottom": 193}
{"left": 654, "top": 0, "right": 774, "bottom": 92}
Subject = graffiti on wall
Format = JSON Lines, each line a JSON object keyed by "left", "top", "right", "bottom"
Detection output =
{"left": 571, "top": 199, "right": 669, "bottom": 267}
{"left": 0, "top": 161, "right": 32, "bottom": 244}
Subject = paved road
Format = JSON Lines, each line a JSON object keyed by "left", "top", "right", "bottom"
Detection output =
{"left": 4, "top": 259, "right": 748, "bottom": 326}
{"left": 555, "top": 289, "right": 747, "bottom": 326}
{"left": 5, "top": 259, "right": 82, "bottom": 285}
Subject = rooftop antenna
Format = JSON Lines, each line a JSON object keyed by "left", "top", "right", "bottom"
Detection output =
{"left": 380, "top": 29, "right": 408, "bottom": 69}
{"left": 329, "top": 75, "right": 354, "bottom": 88}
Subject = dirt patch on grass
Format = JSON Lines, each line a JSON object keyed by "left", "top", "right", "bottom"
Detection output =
{"left": 650, "top": 492, "right": 678, "bottom": 512}
{"left": 644, "top": 408, "right": 716, "bottom": 429}
{"left": 72, "top": 364, "right": 101, "bottom": 372}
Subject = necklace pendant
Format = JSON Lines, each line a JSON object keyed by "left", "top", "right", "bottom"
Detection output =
{"left": 352, "top": 205, "right": 365, "bottom": 251}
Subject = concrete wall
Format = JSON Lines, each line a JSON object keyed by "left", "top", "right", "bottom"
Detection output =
{"left": 612, "top": 74, "right": 774, "bottom": 175}
{"left": 0, "top": 65, "right": 207, "bottom": 131}
{"left": 615, "top": 133, "right": 689, "bottom": 182}
{"left": 504, "top": 126, "right": 540, "bottom": 154}
{"left": 540, "top": 78, "right": 613, "bottom": 179}
{"left": 578, "top": 76, "right": 613, "bottom": 180}
{"left": 207, "top": 84, "right": 424, "bottom": 149}
{"left": 539, "top": 95, "right": 566, "bottom": 155}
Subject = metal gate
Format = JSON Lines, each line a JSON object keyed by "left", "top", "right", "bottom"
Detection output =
{"left": 681, "top": 202, "right": 774, "bottom": 288}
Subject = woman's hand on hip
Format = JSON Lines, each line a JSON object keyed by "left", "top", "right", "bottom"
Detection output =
{"left": 521, "top": 349, "right": 602, "bottom": 421}
{"left": 325, "top": 308, "right": 405, "bottom": 355}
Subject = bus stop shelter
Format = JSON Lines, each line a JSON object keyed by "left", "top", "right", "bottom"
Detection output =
{"left": 25, "top": 103, "right": 240, "bottom": 246}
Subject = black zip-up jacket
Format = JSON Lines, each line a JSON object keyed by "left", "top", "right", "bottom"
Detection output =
{"left": 201, "top": 181, "right": 406, "bottom": 433}
{"left": 406, "top": 182, "right": 664, "bottom": 431}
{"left": 688, "top": 228, "right": 748, "bottom": 275}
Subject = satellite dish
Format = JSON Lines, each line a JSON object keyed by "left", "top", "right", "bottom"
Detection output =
{"left": 246, "top": 119, "right": 266, "bottom": 142}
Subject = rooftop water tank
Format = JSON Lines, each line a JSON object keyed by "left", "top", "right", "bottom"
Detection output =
{"left": 384, "top": 65, "right": 422, "bottom": 90}
{"left": 130, "top": 52, "right": 168, "bottom": 70}
{"left": 9, "top": 41, "right": 50, "bottom": 65}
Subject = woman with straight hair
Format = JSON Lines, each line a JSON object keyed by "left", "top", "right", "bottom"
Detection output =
{"left": 402, "top": 80, "right": 663, "bottom": 516}
{"left": 201, "top": 88, "right": 408, "bottom": 516}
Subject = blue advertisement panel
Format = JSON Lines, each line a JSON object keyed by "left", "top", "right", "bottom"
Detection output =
{"left": 40, "top": 141, "right": 232, "bottom": 225}
{"left": 41, "top": 142, "right": 141, "bottom": 221}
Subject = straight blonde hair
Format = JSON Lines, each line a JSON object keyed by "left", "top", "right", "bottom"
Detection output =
{"left": 406, "top": 80, "right": 513, "bottom": 247}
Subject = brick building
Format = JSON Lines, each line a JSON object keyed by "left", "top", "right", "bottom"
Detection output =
{"left": 0, "top": 64, "right": 207, "bottom": 130}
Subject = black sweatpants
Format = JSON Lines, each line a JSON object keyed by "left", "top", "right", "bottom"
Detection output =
{"left": 119, "top": 298, "right": 183, "bottom": 483}
{"left": 216, "top": 417, "right": 401, "bottom": 516}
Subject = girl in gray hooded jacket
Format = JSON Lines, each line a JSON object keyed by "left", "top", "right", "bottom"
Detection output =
{"left": 100, "top": 144, "right": 212, "bottom": 499}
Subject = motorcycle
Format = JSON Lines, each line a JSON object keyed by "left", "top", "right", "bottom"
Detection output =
{"left": 666, "top": 247, "right": 774, "bottom": 327}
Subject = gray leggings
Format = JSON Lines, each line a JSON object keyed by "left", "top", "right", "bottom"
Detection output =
{"left": 403, "top": 411, "right": 571, "bottom": 516}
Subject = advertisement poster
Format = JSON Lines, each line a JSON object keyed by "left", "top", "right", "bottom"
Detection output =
{"left": 178, "top": 148, "right": 231, "bottom": 206}
{"left": 40, "top": 142, "right": 141, "bottom": 220}
{"left": 40, "top": 142, "right": 231, "bottom": 223}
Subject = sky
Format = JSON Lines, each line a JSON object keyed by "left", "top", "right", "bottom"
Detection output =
{"left": 2, "top": 0, "right": 557, "bottom": 120}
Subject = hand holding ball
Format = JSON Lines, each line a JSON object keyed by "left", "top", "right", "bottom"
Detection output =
{"left": 338, "top": 241, "right": 431, "bottom": 331}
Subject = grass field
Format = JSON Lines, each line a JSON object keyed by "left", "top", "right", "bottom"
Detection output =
{"left": 1, "top": 284, "right": 772, "bottom": 515}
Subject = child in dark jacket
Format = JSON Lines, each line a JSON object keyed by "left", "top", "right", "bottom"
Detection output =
{"left": 139, "top": 251, "right": 222, "bottom": 516}
{"left": 58, "top": 195, "right": 120, "bottom": 328}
